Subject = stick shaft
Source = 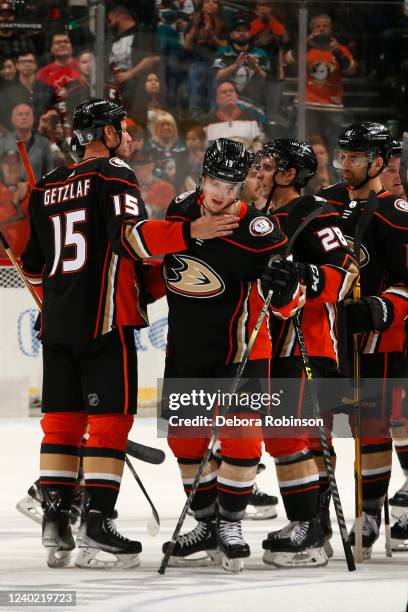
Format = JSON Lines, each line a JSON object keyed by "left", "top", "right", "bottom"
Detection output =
{"left": 17, "top": 140, "right": 36, "bottom": 189}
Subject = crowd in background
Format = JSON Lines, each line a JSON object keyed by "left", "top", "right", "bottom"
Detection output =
{"left": 0, "top": 0, "right": 406, "bottom": 254}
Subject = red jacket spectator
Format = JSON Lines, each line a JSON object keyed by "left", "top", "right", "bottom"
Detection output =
{"left": 36, "top": 32, "right": 80, "bottom": 103}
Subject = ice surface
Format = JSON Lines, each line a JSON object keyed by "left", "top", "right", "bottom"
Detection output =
{"left": 0, "top": 417, "right": 407, "bottom": 612}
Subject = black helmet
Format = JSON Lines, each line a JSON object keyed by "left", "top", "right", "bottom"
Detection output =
{"left": 72, "top": 98, "right": 127, "bottom": 146}
{"left": 69, "top": 133, "right": 85, "bottom": 163}
{"left": 257, "top": 139, "right": 318, "bottom": 188}
{"left": 391, "top": 139, "right": 402, "bottom": 157}
{"left": 202, "top": 138, "right": 251, "bottom": 183}
{"left": 337, "top": 122, "right": 392, "bottom": 166}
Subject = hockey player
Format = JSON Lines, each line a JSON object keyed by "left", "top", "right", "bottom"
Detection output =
{"left": 161, "top": 138, "right": 303, "bottom": 572}
{"left": 255, "top": 139, "right": 357, "bottom": 567}
{"left": 380, "top": 139, "right": 408, "bottom": 520}
{"left": 320, "top": 122, "right": 408, "bottom": 558}
{"left": 20, "top": 99, "right": 240, "bottom": 569}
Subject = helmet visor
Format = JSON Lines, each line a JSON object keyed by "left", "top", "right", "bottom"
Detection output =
{"left": 333, "top": 149, "right": 370, "bottom": 170}
{"left": 203, "top": 175, "right": 244, "bottom": 199}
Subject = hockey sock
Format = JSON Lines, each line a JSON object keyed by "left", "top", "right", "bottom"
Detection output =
{"left": 40, "top": 412, "right": 87, "bottom": 508}
{"left": 391, "top": 421, "right": 408, "bottom": 476}
{"left": 178, "top": 458, "right": 218, "bottom": 519}
{"left": 361, "top": 439, "right": 392, "bottom": 511}
{"left": 83, "top": 414, "right": 133, "bottom": 515}
{"left": 217, "top": 458, "right": 258, "bottom": 521}
{"left": 275, "top": 448, "right": 320, "bottom": 520}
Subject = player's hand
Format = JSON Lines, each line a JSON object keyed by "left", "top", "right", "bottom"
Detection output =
{"left": 344, "top": 296, "right": 394, "bottom": 333}
{"left": 262, "top": 258, "right": 299, "bottom": 307}
{"left": 190, "top": 214, "right": 240, "bottom": 240}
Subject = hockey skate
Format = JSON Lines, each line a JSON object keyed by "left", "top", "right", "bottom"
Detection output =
{"left": 244, "top": 482, "right": 278, "bottom": 520}
{"left": 16, "top": 481, "right": 43, "bottom": 525}
{"left": 349, "top": 510, "right": 381, "bottom": 560}
{"left": 262, "top": 518, "right": 327, "bottom": 568}
{"left": 389, "top": 478, "right": 408, "bottom": 519}
{"left": 76, "top": 509, "right": 141, "bottom": 569}
{"left": 162, "top": 519, "right": 221, "bottom": 567}
{"left": 42, "top": 490, "right": 76, "bottom": 568}
{"left": 217, "top": 518, "right": 250, "bottom": 572}
{"left": 390, "top": 511, "right": 408, "bottom": 551}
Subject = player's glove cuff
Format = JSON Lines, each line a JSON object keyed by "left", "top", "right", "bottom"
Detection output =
{"left": 296, "top": 262, "right": 325, "bottom": 298}
{"left": 345, "top": 296, "right": 394, "bottom": 334}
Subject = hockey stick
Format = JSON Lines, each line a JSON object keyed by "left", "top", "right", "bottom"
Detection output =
{"left": 17, "top": 139, "right": 36, "bottom": 189}
{"left": 352, "top": 190, "right": 379, "bottom": 563}
{"left": 126, "top": 439, "right": 165, "bottom": 464}
{"left": 292, "top": 313, "right": 356, "bottom": 571}
{"left": 158, "top": 205, "right": 324, "bottom": 575}
{"left": 400, "top": 133, "right": 408, "bottom": 200}
{"left": 125, "top": 456, "right": 160, "bottom": 536}
{"left": 384, "top": 492, "right": 392, "bottom": 557}
{"left": 0, "top": 231, "right": 42, "bottom": 308}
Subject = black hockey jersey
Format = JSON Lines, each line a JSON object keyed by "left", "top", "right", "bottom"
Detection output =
{"left": 21, "top": 156, "right": 190, "bottom": 345}
{"left": 320, "top": 183, "right": 408, "bottom": 353}
{"left": 164, "top": 191, "right": 302, "bottom": 366}
{"left": 269, "top": 195, "right": 358, "bottom": 361}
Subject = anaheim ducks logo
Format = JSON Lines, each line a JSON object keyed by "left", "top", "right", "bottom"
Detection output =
{"left": 344, "top": 235, "right": 369, "bottom": 267}
{"left": 165, "top": 255, "right": 225, "bottom": 298}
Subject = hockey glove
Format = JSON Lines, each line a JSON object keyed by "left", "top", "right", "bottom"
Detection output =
{"left": 296, "top": 262, "right": 325, "bottom": 298}
{"left": 344, "top": 296, "right": 394, "bottom": 334}
{"left": 262, "top": 259, "right": 299, "bottom": 308}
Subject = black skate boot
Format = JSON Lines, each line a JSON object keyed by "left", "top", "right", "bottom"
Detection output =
{"left": 16, "top": 479, "right": 43, "bottom": 525}
{"left": 244, "top": 482, "right": 278, "bottom": 520}
{"left": 262, "top": 518, "right": 327, "bottom": 568}
{"left": 389, "top": 478, "right": 408, "bottom": 520}
{"left": 349, "top": 509, "right": 381, "bottom": 560}
{"left": 390, "top": 510, "right": 408, "bottom": 551}
{"left": 76, "top": 509, "right": 142, "bottom": 569}
{"left": 318, "top": 489, "right": 333, "bottom": 558}
{"left": 217, "top": 518, "right": 250, "bottom": 572}
{"left": 162, "top": 518, "right": 220, "bottom": 566}
{"left": 42, "top": 489, "right": 75, "bottom": 568}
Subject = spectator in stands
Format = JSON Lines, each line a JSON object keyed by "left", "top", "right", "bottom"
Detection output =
{"left": 0, "top": 149, "right": 29, "bottom": 257}
{"left": 285, "top": 13, "right": 357, "bottom": 150}
{"left": 107, "top": 5, "right": 161, "bottom": 125}
{"left": 0, "top": 1, "right": 35, "bottom": 62}
{"left": 213, "top": 17, "right": 270, "bottom": 122}
{"left": 305, "top": 134, "right": 335, "bottom": 194}
{"left": 249, "top": 0, "right": 290, "bottom": 120}
{"left": 204, "top": 80, "right": 264, "bottom": 148}
{"left": 64, "top": 49, "right": 92, "bottom": 123}
{"left": 0, "top": 103, "right": 53, "bottom": 180}
{"left": 38, "top": 109, "right": 69, "bottom": 168}
{"left": 150, "top": 111, "right": 185, "bottom": 185}
{"left": 2, "top": 52, "right": 56, "bottom": 130}
{"left": 183, "top": 0, "right": 227, "bottom": 119}
{"left": 177, "top": 124, "right": 206, "bottom": 190}
{"left": 141, "top": 72, "right": 167, "bottom": 135}
{"left": 36, "top": 31, "right": 81, "bottom": 113}
{"left": 131, "top": 148, "right": 176, "bottom": 219}
{"left": 0, "top": 57, "right": 16, "bottom": 82}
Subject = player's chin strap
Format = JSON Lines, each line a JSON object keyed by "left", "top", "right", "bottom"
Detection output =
{"left": 262, "top": 172, "right": 299, "bottom": 214}
{"left": 351, "top": 154, "right": 385, "bottom": 191}
{"left": 102, "top": 127, "right": 123, "bottom": 159}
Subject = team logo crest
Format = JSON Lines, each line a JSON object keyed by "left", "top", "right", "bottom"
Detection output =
{"left": 109, "top": 157, "right": 132, "bottom": 171}
{"left": 310, "top": 61, "right": 330, "bottom": 81}
{"left": 249, "top": 216, "right": 274, "bottom": 237}
{"left": 394, "top": 199, "right": 408, "bottom": 213}
{"left": 344, "top": 235, "right": 369, "bottom": 267}
{"left": 165, "top": 255, "right": 225, "bottom": 298}
{"left": 88, "top": 393, "right": 99, "bottom": 407}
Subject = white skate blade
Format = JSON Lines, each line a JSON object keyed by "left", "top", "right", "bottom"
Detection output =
{"left": 46, "top": 549, "right": 72, "bottom": 568}
{"left": 263, "top": 547, "right": 328, "bottom": 568}
{"left": 168, "top": 550, "right": 222, "bottom": 567}
{"left": 75, "top": 548, "right": 141, "bottom": 569}
{"left": 222, "top": 554, "right": 245, "bottom": 573}
{"left": 244, "top": 504, "right": 277, "bottom": 520}
{"left": 391, "top": 506, "right": 408, "bottom": 520}
{"left": 16, "top": 495, "right": 42, "bottom": 525}
{"left": 390, "top": 537, "right": 408, "bottom": 551}
{"left": 323, "top": 539, "right": 334, "bottom": 558}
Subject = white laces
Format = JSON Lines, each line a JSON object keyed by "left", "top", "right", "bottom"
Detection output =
{"left": 178, "top": 521, "right": 209, "bottom": 548}
{"left": 218, "top": 520, "right": 245, "bottom": 546}
{"left": 290, "top": 521, "right": 310, "bottom": 543}
{"left": 362, "top": 513, "right": 379, "bottom": 537}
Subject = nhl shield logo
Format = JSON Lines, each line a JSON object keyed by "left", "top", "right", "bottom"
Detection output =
{"left": 88, "top": 393, "right": 99, "bottom": 407}
{"left": 249, "top": 216, "right": 274, "bottom": 237}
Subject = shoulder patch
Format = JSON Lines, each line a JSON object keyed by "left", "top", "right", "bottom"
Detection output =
{"left": 175, "top": 190, "right": 195, "bottom": 203}
{"left": 109, "top": 157, "right": 132, "bottom": 171}
{"left": 394, "top": 199, "right": 408, "bottom": 213}
{"left": 249, "top": 216, "right": 274, "bottom": 237}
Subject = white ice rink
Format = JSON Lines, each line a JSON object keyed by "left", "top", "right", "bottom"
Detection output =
{"left": 1, "top": 417, "right": 407, "bottom": 612}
